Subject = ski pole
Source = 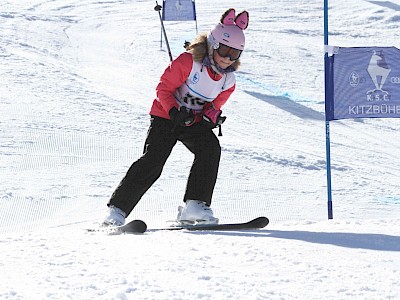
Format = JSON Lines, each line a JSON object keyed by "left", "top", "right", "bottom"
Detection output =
{"left": 154, "top": 1, "right": 173, "bottom": 62}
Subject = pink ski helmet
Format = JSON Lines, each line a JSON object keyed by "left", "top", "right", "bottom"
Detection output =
{"left": 209, "top": 23, "right": 245, "bottom": 51}
{"left": 208, "top": 9, "right": 249, "bottom": 51}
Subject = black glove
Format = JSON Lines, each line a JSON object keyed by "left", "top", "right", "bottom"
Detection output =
{"left": 169, "top": 107, "right": 195, "bottom": 127}
{"left": 202, "top": 106, "right": 226, "bottom": 129}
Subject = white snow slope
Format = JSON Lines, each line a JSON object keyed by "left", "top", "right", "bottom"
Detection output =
{"left": 1, "top": 0, "right": 400, "bottom": 299}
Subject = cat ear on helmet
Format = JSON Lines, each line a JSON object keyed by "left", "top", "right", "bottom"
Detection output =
{"left": 234, "top": 11, "right": 249, "bottom": 30}
{"left": 220, "top": 8, "right": 236, "bottom": 25}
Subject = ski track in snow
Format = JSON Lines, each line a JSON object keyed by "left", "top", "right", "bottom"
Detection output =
{"left": 1, "top": 0, "right": 400, "bottom": 299}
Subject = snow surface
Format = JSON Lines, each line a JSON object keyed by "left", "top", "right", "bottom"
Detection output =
{"left": 1, "top": 0, "right": 400, "bottom": 299}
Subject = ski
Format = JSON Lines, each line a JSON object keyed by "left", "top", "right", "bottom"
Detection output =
{"left": 86, "top": 219, "right": 147, "bottom": 234}
{"left": 157, "top": 217, "right": 269, "bottom": 232}
{"left": 87, "top": 217, "right": 269, "bottom": 234}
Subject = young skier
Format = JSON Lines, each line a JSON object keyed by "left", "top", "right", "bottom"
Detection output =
{"left": 103, "top": 8, "right": 249, "bottom": 226}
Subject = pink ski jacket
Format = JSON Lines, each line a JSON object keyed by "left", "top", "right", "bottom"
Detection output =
{"left": 149, "top": 52, "right": 236, "bottom": 122}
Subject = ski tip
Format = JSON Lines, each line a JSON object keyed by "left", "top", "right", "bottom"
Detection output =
{"left": 119, "top": 219, "right": 147, "bottom": 234}
{"left": 253, "top": 216, "right": 269, "bottom": 228}
{"left": 132, "top": 219, "right": 147, "bottom": 233}
{"left": 134, "top": 219, "right": 147, "bottom": 232}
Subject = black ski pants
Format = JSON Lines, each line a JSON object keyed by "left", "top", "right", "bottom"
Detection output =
{"left": 107, "top": 116, "right": 221, "bottom": 217}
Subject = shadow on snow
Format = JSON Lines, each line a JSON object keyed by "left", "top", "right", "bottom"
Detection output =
{"left": 244, "top": 90, "right": 325, "bottom": 121}
{"left": 184, "top": 229, "right": 400, "bottom": 252}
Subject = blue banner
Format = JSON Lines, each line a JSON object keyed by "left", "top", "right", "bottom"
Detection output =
{"left": 326, "top": 47, "right": 400, "bottom": 120}
{"left": 162, "top": 0, "right": 196, "bottom": 21}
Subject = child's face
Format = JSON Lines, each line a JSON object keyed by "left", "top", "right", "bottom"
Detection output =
{"left": 213, "top": 50, "right": 236, "bottom": 69}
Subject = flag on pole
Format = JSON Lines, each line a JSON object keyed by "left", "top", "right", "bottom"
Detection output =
{"left": 326, "top": 47, "right": 400, "bottom": 120}
{"left": 162, "top": 0, "right": 196, "bottom": 21}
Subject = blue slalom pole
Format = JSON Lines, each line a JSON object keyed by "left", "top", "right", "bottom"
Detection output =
{"left": 324, "top": 0, "right": 333, "bottom": 219}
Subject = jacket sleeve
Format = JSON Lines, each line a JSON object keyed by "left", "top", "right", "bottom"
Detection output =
{"left": 155, "top": 52, "right": 193, "bottom": 114}
{"left": 211, "top": 84, "right": 236, "bottom": 110}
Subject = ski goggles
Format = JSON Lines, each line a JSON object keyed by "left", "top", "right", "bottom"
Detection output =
{"left": 215, "top": 44, "right": 242, "bottom": 61}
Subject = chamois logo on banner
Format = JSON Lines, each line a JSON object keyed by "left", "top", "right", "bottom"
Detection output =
{"left": 367, "top": 50, "right": 391, "bottom": 97}
{"left": 175, "top": 0, "right": 183, "bottom": 17}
